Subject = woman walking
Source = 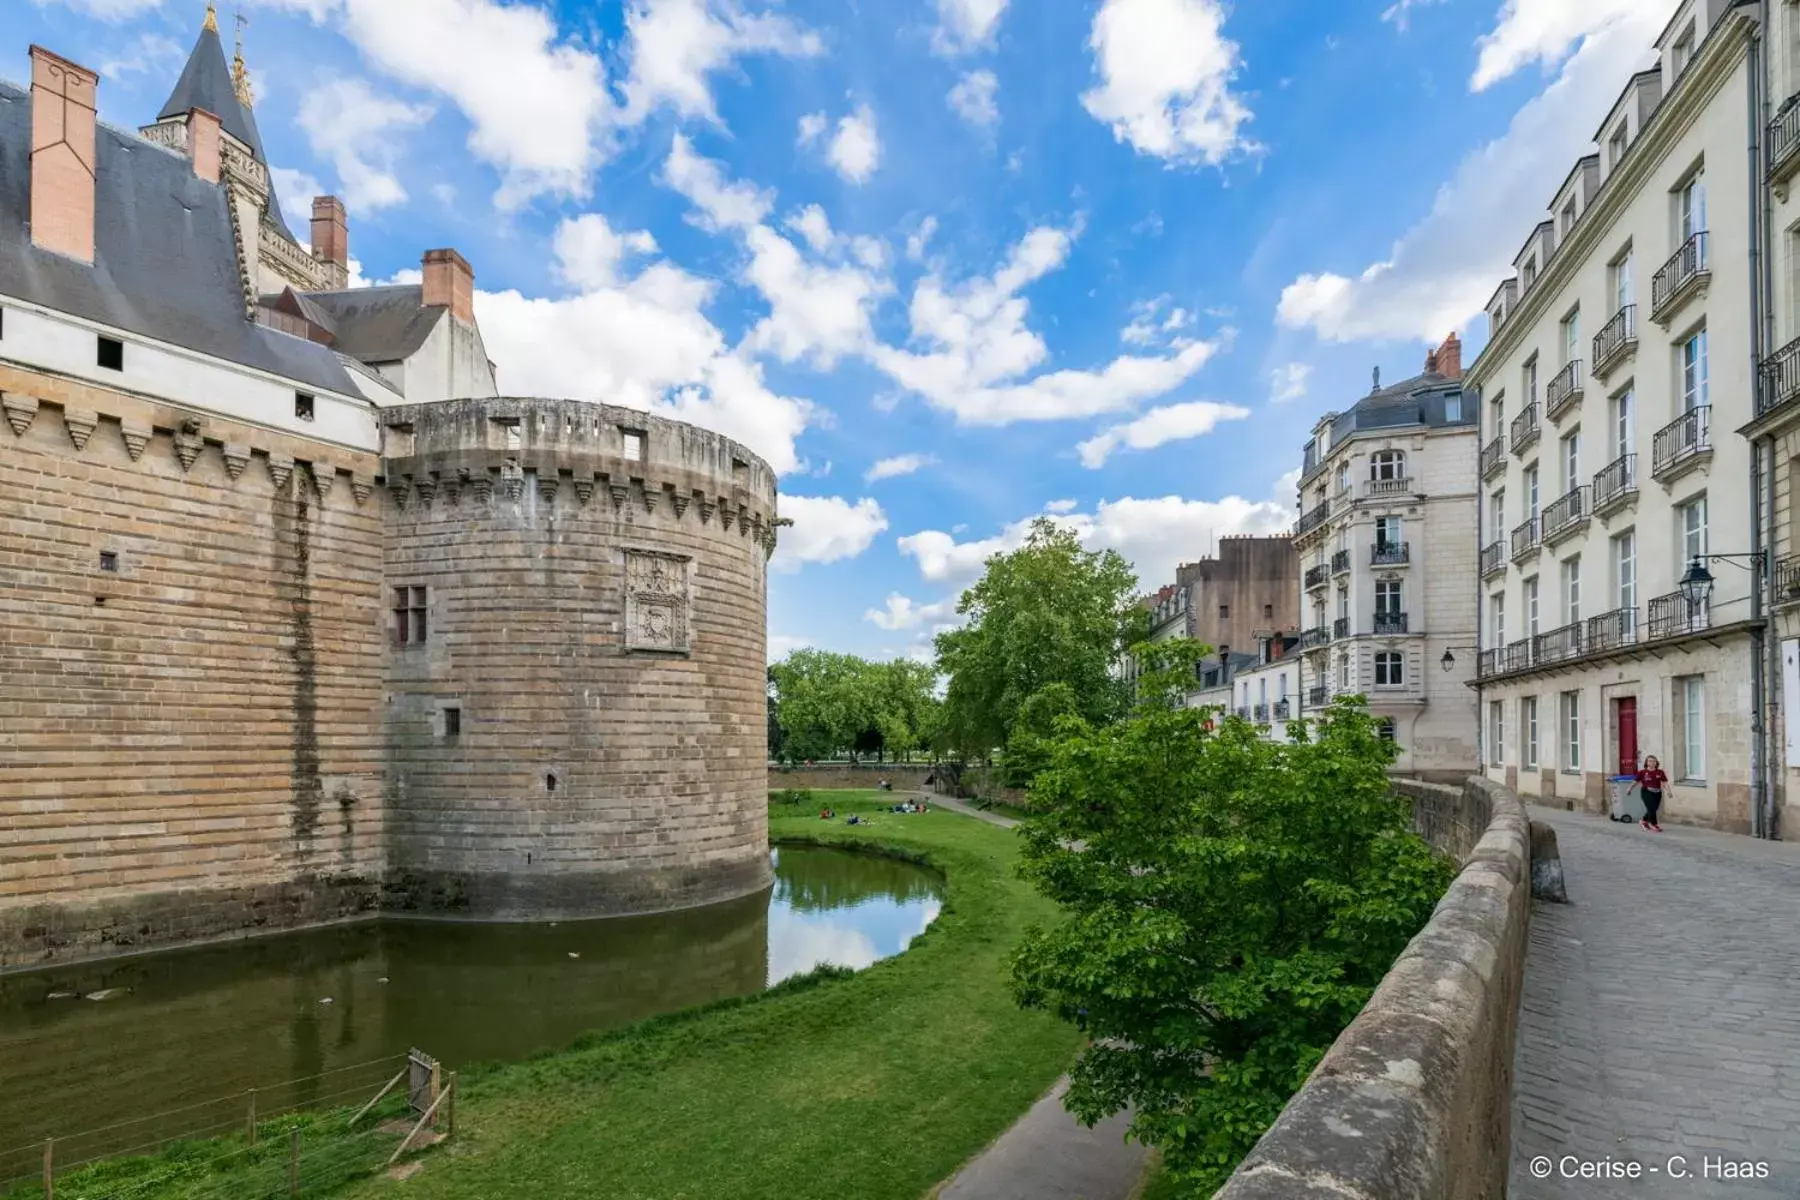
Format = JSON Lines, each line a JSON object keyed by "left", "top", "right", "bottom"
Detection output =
{"left": 1635, "top": 756, "right": 1668, "bottom": 832}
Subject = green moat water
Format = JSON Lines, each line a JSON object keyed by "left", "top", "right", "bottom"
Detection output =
{"left": 0, "top": 846, "right": 941, "bottom": 1172}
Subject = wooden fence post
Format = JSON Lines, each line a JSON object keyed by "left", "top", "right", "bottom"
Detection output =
{"left": 42, "top": 1138, "right": 52, "bottom": 1200}
{"left": 288, "top": 1128, "right": 299, "bottom": 1197}
{"left": 247, "top": 1089, "right": 258, "bottom": 1146}
{"left": 445, "top": 1072, "right": 457, "bottom": 1138}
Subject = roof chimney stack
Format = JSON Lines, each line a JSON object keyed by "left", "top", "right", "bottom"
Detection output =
{"left": 422, "top": 248, "right": 475, "bottom": 324}
{"left": 1433, "top": 331, "right": 1463, "bottom": 381}
{"left": 29, "top": 46, "right": 100, "bottom": 264}
{"left": 312, "top": 196, "right": 349, "bottom": 288}
{"left": 186, "top": 107, "right": 220, "bottom": 183}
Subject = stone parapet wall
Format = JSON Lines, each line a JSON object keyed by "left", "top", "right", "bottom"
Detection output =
{"left": 767, "top": 764, "right": 937, "bottom": 792}
{"left": 1216, "top": 775, "right": 1530, "bottom": 1199}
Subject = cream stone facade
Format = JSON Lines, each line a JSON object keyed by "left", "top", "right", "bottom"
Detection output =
{"left": 1292, "top": 334, "right": 1479, "bottom": 777}
{"left": 1470, "top": 0, "right": 1770, "bottom": 833}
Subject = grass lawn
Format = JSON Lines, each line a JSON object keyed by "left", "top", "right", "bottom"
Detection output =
{"left": 323, "top": 790, "right": 1082, "bottom": 1200}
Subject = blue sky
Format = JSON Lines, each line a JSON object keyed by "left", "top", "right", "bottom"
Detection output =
{"left": 12, "top": 0, "right": 1673, "bottom": 661}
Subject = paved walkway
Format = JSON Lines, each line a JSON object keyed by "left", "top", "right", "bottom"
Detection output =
{"left": 1511, "top": 807, "right": 1800, "bottom": 1198}
{"left": 922, "top": 791, "right": 1152, "bottom": 1200}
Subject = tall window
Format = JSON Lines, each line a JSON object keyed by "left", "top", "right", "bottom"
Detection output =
{"left": 1612, "top": 387, "right": 1635, "bottom": 460}
{"left": 1490, "top": 392, "right": 1505, "bottom": 433}
{"left": 1525, "top": 576, "right": 1540, "bottom": 636}
{"left": 1336, "top": 586, "right": 1349, "bottom": 621}
{"left": 1445, "top": 393, "right": 1463, "bottom": 421}
{"left": 1522, "top": 696, "right": 1539, "bottom": 769}
{"left": 1679, "top": 170, "right": 1707, "bottom": 241}
{"left": 1375, "top": 651, "right": 1404, "bottom": 686}
{"left": 1561, "top": 308, "right": 1580, "bottom": 365}
{"left": 1523, "top": 357, "right": 1539, "bottom": 404}
{"left": 1562, "top": 691, "right": 1582, "bottom": 771}
{"left": 1678, "top": 676, "right": 1706, "bottom": 779}
{"left": 1681, "top": 330, "right": 1708, "bottom": 411}
{"left": 392, "top": 586, "right": 428, "bottom": 646}
{"left": 1338, "top": 653, "right": 1350, "bottom": 689}
{"left": 1524, "top": 465, "right": 1540, "bottom": 518}
{"left": 1608, "top": 124, "right": 1627, "bottom": 170}
{"left": 1612, "top": 530, "right": 1636, "bottom": 611}
{"left": 1490, "top": 489, "right": 1507, "bottom": 535}
{"left": 1490, "top": 592, "right": 1506, "bottom": 645}
{"left": 1371, "top": 450, "right": 1405, "bottom": 480}
{"left": 1679, "top": 495, "right": 1708, "bottom": 565}
{"left": 1612, "top": 249, "right": 1634, "bottom": 310}
{"left": 1376, "top": 579, "right": 1403, "bottom": 616}
{"left": 1559, "top": 198, "right": 1577, "bottom": 239}
{"left": 1336, "top": 461, "right": 1350, "bottom": 493}
{"left": 1489, "top": 701, "right": 1506, "bottom": 765}
{"left": 1561, "top": 431, "right": 1580, "bottom": 493}
{"left": 1376, "top": 515, "right": 1403, "bottom": 547}
{"left": 1562, "top": 556, "right": 1582, "bottom": 623}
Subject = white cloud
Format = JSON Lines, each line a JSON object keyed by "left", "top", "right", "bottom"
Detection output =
{"left": 620, "top": 0, "right": 823, "bottom": 124}
{"left": 1081, "top": 0, "right": 1258, "bottom": 167}
{"left": 906, "top": 216, "right": 939, "bottom": 263}
{"left": 1276, "top": 6, "right": 1661, "bottom": 342}
{"left": 664, "top": 132, "right": 775, "bottom": 231}
{"left": 865, "top": 593, "right": 957, "bottom": 631}
{"left": 1380, "top": 0, "right": 1444, "bottom": 32}
{"left": 1269, "top": 362, "right": 1311, "bottom": 404}
{"left": 768, "top": 633, "right": 812, "bottom": 662}
{"left": 948, "top": 69, "right": 1000, "bottom": 128}
{"left": 932, "top": 0, "right": 1009, "bottom": 55}
{"left": 771, "top": 496, "right": 889, "bottom": 570}
{"left": 552, "top": 214, "right": 659, "bottom": 289}
{"left": 295, "top": 78, "right": 433, "bottom": 214}
{"left": 797, "top": 111, "right": 829, "bottom": 145}
{"left": 97, "top": 32, "right": 185, "bottom": 79}
{"left": 1471, "top": 0, "right": 1647, "bottom": 92}
{"left": 826, "top": 105, "right": 882, "bottom": 184}
{"left": 1075, "top": 400, "right": 1250, "bottom": 468}
{"left": 33, "top": 0, "right": 160, "bottom": 17}
{"left": 865, "top": 454, "right": 935, "bottom": 483}
{"left": 269, "top": 166, "right": 326, "bottom": 234}
{"left": 899, "top": 493, "right": 1295, "bottom": 590}
{"left": 1044, "top": 499, "right": 1078, "bottom": 514}
{"left": 1119, "top": 295, "right": 1196, "bottom": 347}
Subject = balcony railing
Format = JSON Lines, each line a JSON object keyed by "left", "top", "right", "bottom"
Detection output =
{"left": 1510, "top": 517, "right": 1540, "bottom": 562}
{"left": 1502, "top": 639, "right": 1533, "bottom": 673}
{"left": 1253, "top": 703, "right": 1269, "bottom": 723}
{"left": 1648, "top": 590, "right": 1709, "bottom": 640}
{"left": 1332, "top": 549, "right": 1351, "bottom": 575}
{"left": 1592, "top": 453, "right": 1637, "bottom": 515}
{"left": 1651, "top": 406, "right": 1711, "bottom": 479}
{"left": 1769, "top": 92, "right": 1800, "bottom": 182}
{"left": 1371, "top": 541, "right": 1410, "bottom": 566}
{"left": 1757, "top": 334, "right": 1800, "bottom": 422}
{"left": 1304, "top": 563, "right": 1329, "bottom": 590}
{"left": 1477, "top": 648, "right": 1496, "bottom": 678}
{"left": 1296, "top": 501, "right": 1332, "bottom": 538}
{"left": 1592, "top": 305, "right": 1638, "bottom": 377}
{"left": 1373, "top": 611, "right": 1408, "bottom": 634}
{"left": 1651, "top": 231, "right": 1709, "bottom": 321}
{"left": 1365, "top": 476, "right": 1414, "bottom": 499}
{"left": 1333, "top": 617, "right": 1350, "bottom": 639}
{"left": 1533, "top": 621, "right": 1584, "bottom": 665}
{"left": 1480, "top": 540, "right": 1505, "bottom": 579}
{"left": 1586, "top": 607, "right": 1638, "bottom": 652}
{"left": 1236, "top": 706, "right": 1251, "bottom": 720}
{"left": 1273, "top": 698, "right": 1291, "bottom": 720}
{"left": 1510, "top": 403, "right": 1541, "bottom": 455}
{"left": 1545, "top": 360, "right": 1584, "bottom": 420}
{"left": 1307, "top": 685, "right": 1329, "bottom": 707}
{"left": 1480, "top": 434, "right": 1506, "bottom": 479}
{"left": 1541, "top": 486, "right": 1589, "bottom": 544}
{"left": 1777, "top": 556, "right": 1800, "bottom": 606}
{"left": 1301, "top": 626, "right": 1330, "bottom": 649}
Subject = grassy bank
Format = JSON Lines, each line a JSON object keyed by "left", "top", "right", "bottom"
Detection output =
{"left": 308, "top": 790, "right": 1077, "bottom": 1200}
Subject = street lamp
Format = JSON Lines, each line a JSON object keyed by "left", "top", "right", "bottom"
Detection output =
{"left": 1441, "top": 649, "right": 1455, "bottom": 672}
{"left": 1678, "top": 558, "right": 1715, "bottom": 613}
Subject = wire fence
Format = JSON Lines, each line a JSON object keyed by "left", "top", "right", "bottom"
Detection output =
{"left": 0, "top": 1051, "right": 456, "bottom": 1200}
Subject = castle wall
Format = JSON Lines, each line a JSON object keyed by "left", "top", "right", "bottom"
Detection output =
{"left": 379, "top": 397, "right": 777, "bottom": 919}
{"left": 0, "top": 361, "right": 387, "bottom": 970}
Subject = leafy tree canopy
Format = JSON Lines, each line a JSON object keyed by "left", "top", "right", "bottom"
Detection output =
{"left": 768, "top": 649, "right": 941, "bottom": 762}
{"left": 1009, "top": 639, "right": 1454, "bottom": 1190}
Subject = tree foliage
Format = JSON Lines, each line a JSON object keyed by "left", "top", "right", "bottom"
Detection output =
{"left": 767, "top": 649, "right": 941, "bottom": 762}
{"left": 1009, "top": 639, "right": 1455, "bottom": 1191}
{"left": 934, "top": 518, "right": 1147, "bottom": 768}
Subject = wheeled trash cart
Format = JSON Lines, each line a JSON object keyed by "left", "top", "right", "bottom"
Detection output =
{"left": 1608, "top": 775, "right": 1644, "bottom": 822}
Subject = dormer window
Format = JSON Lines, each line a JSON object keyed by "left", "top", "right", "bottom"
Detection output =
{"left": 1608, "top": 123, "right": 1628, "bottom": 169}
{"left": 1671, "top": 23, "right": 1695, "bottom": 80}
{"left": 1522, "top": 258, "right": 1538, "bottom": 290}
{"left": 1559, "top": 198, "right": 1577, "bottom": 240}
{"left": 622, "top": 429, "right": 645, "bottom": 461}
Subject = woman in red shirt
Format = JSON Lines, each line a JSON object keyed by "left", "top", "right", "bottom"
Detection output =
{"left": 1635, "top": 756, "right": 1668, "bottom": 832}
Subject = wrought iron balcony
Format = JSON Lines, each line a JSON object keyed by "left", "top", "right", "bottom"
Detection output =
{"left": 1253, "top": 703, "right": 1269, "bottom": 723}
{"left": 1502, "top": 639, "right": 1533, "bottom": 673}
{"left": 1757, "top": 334, "right": 1800, "bottom": 423}
{"left": 1364, "top": 476, "right": 1413, "bottom": 499}
{"left": 1651, "top": 406, "right": 1711, "bottom": 481}
{"left": 1510, "top": 517, "right": 1540, "bottom": 563}
{"left": 1592, "top": 453, "right": 1637, "bottom": 517}
{"left": 1371, "top": 541, "right": 1409, "bottom": 566}
{"left": 1307, "top": 685, "right": 1329, "bottom": 707}
{"left": 1236, "top": 706, "right": 1251, "bottom": 720}
{"left": 1480, "top": 434, "right": 1507, "bottom": 479}
{"left": 1769, "top": 92, "right": 1800, "bottom": 184}
{"left": 1586, "top": 607, "right": 1637, "bottom": 652}
{"left": 1778, "top": 556, "right": 1800, "bottom": 606}
{"left": 1373, "top": 612, "right": 1408, "bottom": 635}
{"left": 1477, "top": 648, "right": 1497, "bottom": 678}
{"left": 1333, "top": 617, "right": 1350, "bottom": 640}
{"left": 1651, "top": 231, "right": 1709, "bottom": 323}
{"left": 1304, "top": 563, "right": 1329, "bottom": 590}
{"left": 1510, "top": 403, "right": 1540, "bottom": 455}
{"left": 1480, "top": 540, "right": 1505, "bottom": 579}
{"left": 1545, "top": 360, "right": 1584, "bottom": 420}
{"left": 1532, "top": 621, "right": 1584, "bottom": 665}
{"left": 1301, "top": 625, "right": 1330, "bottom": 649}
{"left": 1273, "top": 698, "right": 1291, "bottom": 720}
{"left": 1648, "top": 590, "right": 1709, "bottom": 640}
{"left": 1541, "top": 486, "right": 1589, "bottom": 545}
{"left": 1331, "top": 549, "right": 1351, "bottom": 575}
{"left": 1295, "top": 500, "right": 1332, "bottom": 538}
{"left": 1591, "top": 305, "right": 1638, "bottom": 379}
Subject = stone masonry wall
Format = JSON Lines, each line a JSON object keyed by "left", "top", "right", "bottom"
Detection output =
{"left": 379, "top": 398, "right": 776, "bottom": 919}
{"left": 0, "top": 364, "right": 386, "bottom": 970}
{"left": 1216, "top": 776, "right": 1530, "bottom": 1199}
{"left": 768, "top": 764, "right": 937, "bottom": 792}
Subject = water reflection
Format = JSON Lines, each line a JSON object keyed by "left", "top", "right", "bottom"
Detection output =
{"left": 0, "top": 846, "right": 940, "bottom": 1163}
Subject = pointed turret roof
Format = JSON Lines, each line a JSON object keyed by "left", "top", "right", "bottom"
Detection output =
{"left": 157, "top": 12, "right": 297, "bottom": 241}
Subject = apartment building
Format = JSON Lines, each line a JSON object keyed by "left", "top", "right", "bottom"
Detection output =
{"left": 1291, "top": 334, "right": 1480, "bottom": 777}
{"left": 1468, "top": 0, "right": 1791, "bottom": 834}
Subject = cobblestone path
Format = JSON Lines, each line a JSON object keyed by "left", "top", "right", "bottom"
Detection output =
{"left": 1511, "top": 806, "right": 1800, "bottom": 1198}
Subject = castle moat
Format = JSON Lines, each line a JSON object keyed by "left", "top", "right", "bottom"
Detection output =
{"left": 0, "top": 846, "right": 941, "bottom": 1164}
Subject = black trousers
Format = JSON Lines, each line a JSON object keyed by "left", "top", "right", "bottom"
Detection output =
{"left": 1641, "top": 788, "right": 1663, "bottom": 824}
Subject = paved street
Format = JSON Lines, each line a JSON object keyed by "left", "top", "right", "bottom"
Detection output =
{"left": 1511, "top": 807, "right": 1800, "bottom": 1198}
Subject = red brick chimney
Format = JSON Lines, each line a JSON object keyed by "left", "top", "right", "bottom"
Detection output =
{"left": 1432, "top": 332, "right": 1463, "bottom": 381}
{"left": 186, "top": 107, "right": 220, "bottom": 184}
{"left": 311, "top": 196, "right": 349, "bottom": 280}
{"left": 29, "top": 45, "right": 100, "bottom": 264}
{"left": 422, "top": 248, "right": 475, "bottom": 323}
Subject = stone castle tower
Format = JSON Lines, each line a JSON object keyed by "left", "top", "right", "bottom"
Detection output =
{"left": 0, "top": 18, "right": 780, "bottom": 967}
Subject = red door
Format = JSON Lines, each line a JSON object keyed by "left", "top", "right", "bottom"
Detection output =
{"left": 1615, "top": 697, "right": 1638, "bottom": 775}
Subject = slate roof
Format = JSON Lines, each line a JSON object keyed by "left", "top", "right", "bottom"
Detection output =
{"left": 296, "top": 286, "right": 445, "bottom": 364}
{"left": 156, "top": 24, "right": 297, "bottom": 242}
{"left": 0, "top": 80, "right": 357, "bottom": 396}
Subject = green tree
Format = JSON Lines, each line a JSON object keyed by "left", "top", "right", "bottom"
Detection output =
{"left": 935, "top": 518, "right": 1146, "bottom": 769}
{"left": 767, "top": 651, "right": 941, "bottom": 764}
{"left": 1009, "top": 639, "right": 1454, "bottom": 1192}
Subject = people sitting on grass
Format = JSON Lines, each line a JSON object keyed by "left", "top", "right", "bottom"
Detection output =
{"left": 819, "top": 807, "right": 835, "bottom": 820}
